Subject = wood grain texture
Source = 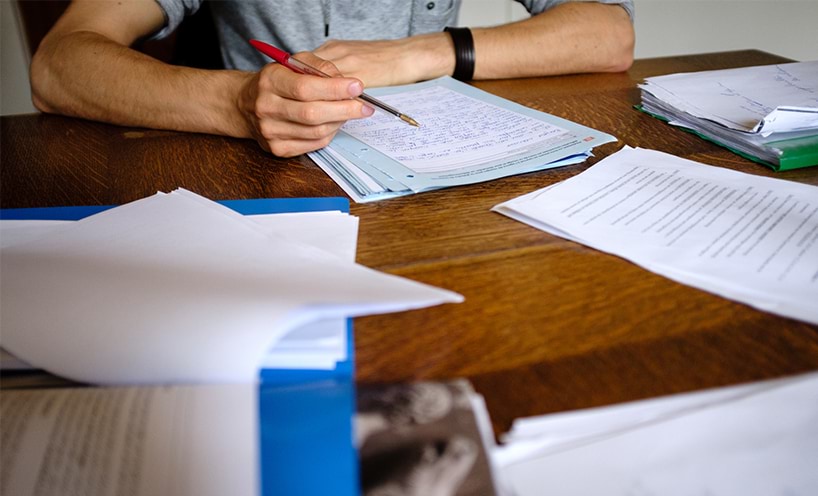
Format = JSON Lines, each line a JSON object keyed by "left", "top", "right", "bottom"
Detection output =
{"left": 3, "top": 51, "right": 817, "bottom": 437}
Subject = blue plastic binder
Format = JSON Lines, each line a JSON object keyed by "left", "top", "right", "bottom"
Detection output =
{"left": 1, "top": 197, "right": 359, "bottom": 496}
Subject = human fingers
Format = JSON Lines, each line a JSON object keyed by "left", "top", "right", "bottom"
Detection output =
{"left": 254, "top": 88, "right": 373, "bottom": 128}
{"left": 260, "top": 57, "right": 363, "bottom": 103}
{"left": 289, "top": 51, "right": 345, "bottom": 78}
{"left": 255, "top": 133, "right": 340, "bottom": 158}
{"left": 239, "top": 65, "right": 372, "bottom": 156}
{"left": 251, "top": 107, "right": 347, "bottom": 157}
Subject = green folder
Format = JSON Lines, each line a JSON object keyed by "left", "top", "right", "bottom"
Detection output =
{"left": 636, "top": 105, "right": 818, "bottom": 172}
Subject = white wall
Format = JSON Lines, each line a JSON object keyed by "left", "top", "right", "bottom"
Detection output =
{"left": 632, "top": 0, "right": 818, "bottom": 61}
{"left": 459, "top": 0, "right": 818, "bottom": 62}
{"left": 2, "top": 0, "right": 817, "bottom": 116}
{"left": 1, "top": 0, "right": 34, "bottom": 115}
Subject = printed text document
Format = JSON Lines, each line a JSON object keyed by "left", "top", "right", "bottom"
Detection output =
{"left": 495, "top": 147, "right": 818, "bottom": 324}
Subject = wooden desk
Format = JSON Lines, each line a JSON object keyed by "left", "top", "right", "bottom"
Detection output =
{"left": 3, "top": 50, "right": 817, "bottom": 436}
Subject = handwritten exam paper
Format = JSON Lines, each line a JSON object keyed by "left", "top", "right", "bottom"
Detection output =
{"left": 342, "top": 84, "right": 574, "bottom": 173}
{"left": 309, "top": 76, "right": 614, "bottom": 202}
{"left": 0, "top": 189, "right": 463, "bottom": 384}
{"left": 494, "top": 147, "right": 818, "bottom": 324}
{"left": 495, "top": 372, "right": 818, "bottom": 496}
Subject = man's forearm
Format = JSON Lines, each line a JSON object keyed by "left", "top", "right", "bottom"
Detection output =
{"left": 31, "top": 31, "right": 252, "bottom": 138}
{"left": 471, "top": 2, "right": 634, "bottom": 79}
{"left": 317, "top": 2, "right": 633, "bottom": 88}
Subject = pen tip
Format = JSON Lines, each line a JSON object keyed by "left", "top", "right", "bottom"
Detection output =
{"left": 401, "top": 115, "right": 420, "bottom": 127}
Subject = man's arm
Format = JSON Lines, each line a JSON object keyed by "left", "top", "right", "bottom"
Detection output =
{"left": 30, "top": 0, "right": 373, "bottom": 157}
{"left": 314, "top": 2, "right": 634, "bottom": 87}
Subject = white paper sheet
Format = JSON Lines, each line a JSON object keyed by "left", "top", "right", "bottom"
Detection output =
{"left": 0, "top": 219, "right": 73, "bottom": 248}
{"left": 495, "top": 373, "right": 818, "bottom": 496}
{"left": 496, "top": 379, "right": 776, "bottom": 466}
{"left": 259, "top": 318, "right": 346, "bottom": 369}
{"left": 249, "top": 210, "right": 359, "bottom": 262}
{"left": 0, "top": 384, "right": 257, "bottom": 496}
{"left": 247, "top": 212, "right": 358, "bottom": 370}
{"left": 0, "top": 189, "right": 462, "bottom": 384}
{"left": 494, "top": 147, "right": 818, "bottom": 324}
{"left": 0, "top": 212, "right": 358, "bottom": 372}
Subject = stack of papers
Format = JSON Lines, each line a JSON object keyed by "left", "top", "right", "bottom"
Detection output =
{"left": 310, "top": 76, "right": 616, "bottom": 202}
{"left": 493, "top": 372, "right": 818, "bottom": 495}
{"left": 495, "top": 147, "right": 818, "bottom": 325}
{"left": 0, "top": 189, "right": 463, "bottom": 384}
{"left": 639, "top": 60, "right": 818, "bottom": 170}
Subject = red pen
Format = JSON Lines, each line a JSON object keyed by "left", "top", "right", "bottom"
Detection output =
{"left": 249, "top": 39, "right": 420, "bottom": 127}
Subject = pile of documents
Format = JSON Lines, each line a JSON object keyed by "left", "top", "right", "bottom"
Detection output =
{"left": 495, "top": 147, "right": 818, "bottom": 325}
{"left": 0, "top": 189, "right": 462, "bottom": 385}
{"left": 639, "top": 60, "right": 818, "bottom": 170}
{"left": 310, "top": 76, "right": 616, "bottom": 202}
{"left": 493, "top": 372, "right": 818, "bottom": 495}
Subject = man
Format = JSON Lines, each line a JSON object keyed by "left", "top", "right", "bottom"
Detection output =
{"left": 31, "top": 0, "right": 634, "bottom": 157}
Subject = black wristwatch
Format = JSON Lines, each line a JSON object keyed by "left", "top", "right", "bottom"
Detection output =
{"left": 444, "top": 27, "right": 475, "bottom": 81}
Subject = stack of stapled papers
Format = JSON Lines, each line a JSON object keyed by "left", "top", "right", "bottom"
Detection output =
{"left": 639, "top": 60, "right": 818, "bottom": 170}
{"left": 310, "top": 77, "right": 616, "bottom": 202}
{"left": 0, "top": 189, "right": 462, "bottom": 384}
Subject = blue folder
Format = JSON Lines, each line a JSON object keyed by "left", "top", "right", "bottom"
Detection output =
{"left": 1, "top": 197, "right": 359, "bottom": 496}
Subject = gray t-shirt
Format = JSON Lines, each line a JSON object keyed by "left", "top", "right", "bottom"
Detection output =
{"left": 153, "top": 0, "right": 635, "bottom": 71}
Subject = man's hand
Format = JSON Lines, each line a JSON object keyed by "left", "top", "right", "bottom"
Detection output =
{"left": 237, "top": 53, "right": 374, "bottom": 157}
{"left": 313, "top": 33, "right": 455, "bottom": 88}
